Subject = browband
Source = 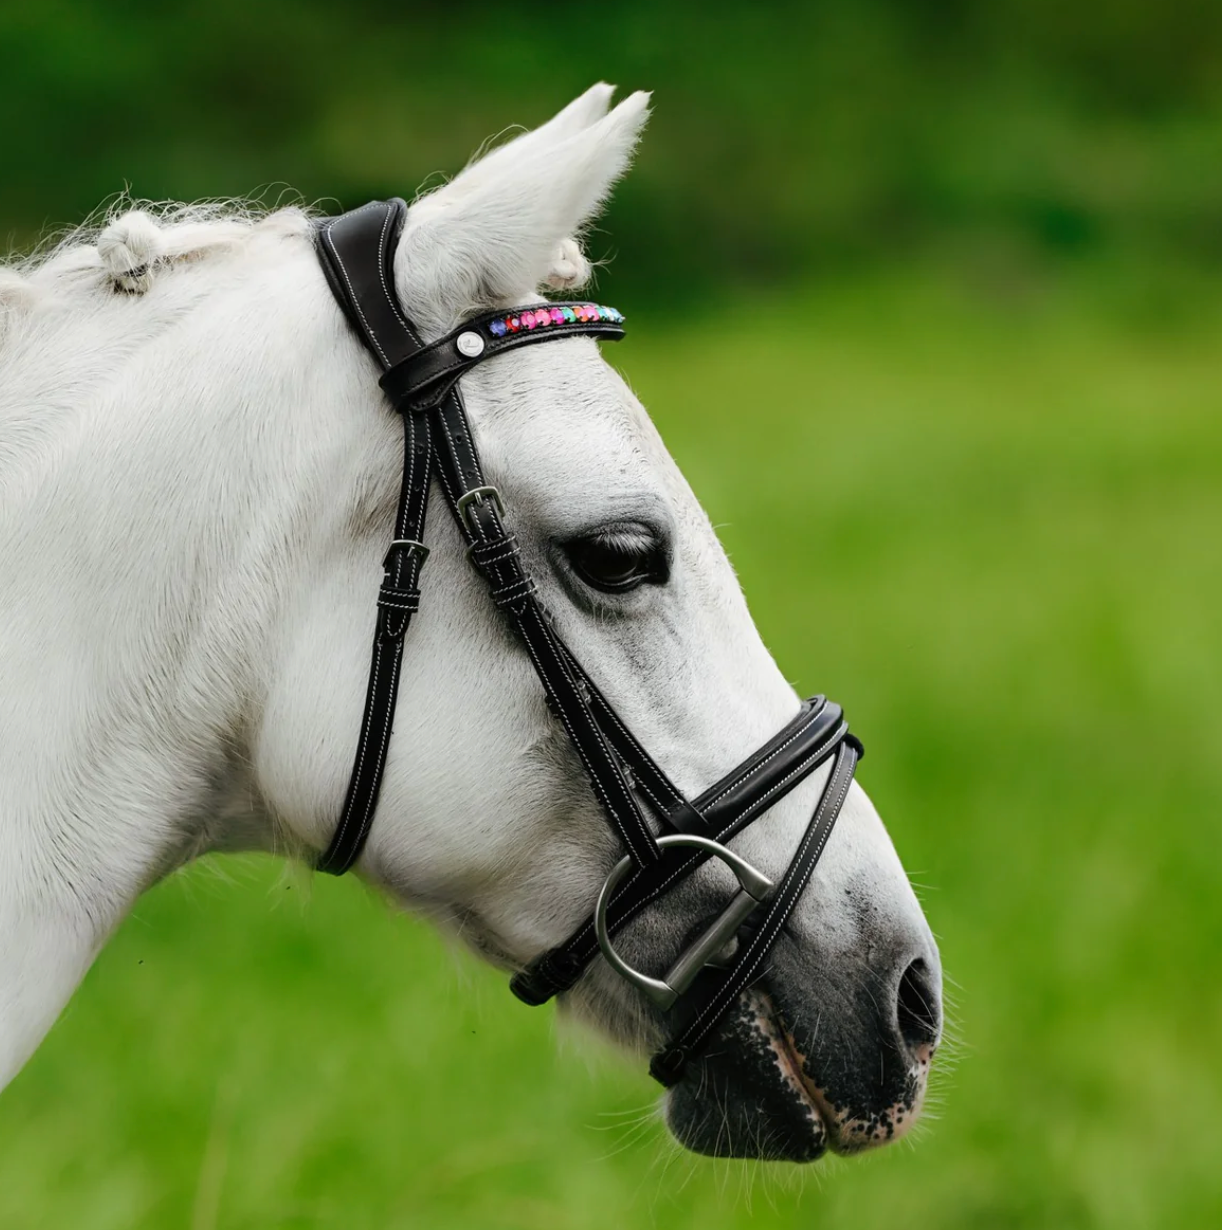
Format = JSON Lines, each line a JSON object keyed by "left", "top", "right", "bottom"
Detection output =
{"left": 381, "top": 302, "right": 625, "bottom": 411}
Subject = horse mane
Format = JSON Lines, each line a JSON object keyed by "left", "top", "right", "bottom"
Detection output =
{"left": 0, "top": 198, "right": 318, "bottom": 348}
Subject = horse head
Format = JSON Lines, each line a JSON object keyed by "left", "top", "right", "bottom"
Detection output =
{"left": 0, "top": 85, "right": 940, "bottom": 1164}
{"left": 256, "top": 85, "right": 942, "bottom": 1160}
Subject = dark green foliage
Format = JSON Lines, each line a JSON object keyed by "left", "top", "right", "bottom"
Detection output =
{"left": 4, "top": 2, "right": 1222, "bottom": 296}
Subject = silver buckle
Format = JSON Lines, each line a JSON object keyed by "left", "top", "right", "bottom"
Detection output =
{"left": 593, "top": 835, "right": 773, "bottom": 1011}
{"left": 456, "top": 485, "right": 504, "bottom": 533}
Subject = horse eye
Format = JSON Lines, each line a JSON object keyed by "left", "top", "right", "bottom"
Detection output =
{"left": 564, "top": 527, "right": 668, "bottom": 594}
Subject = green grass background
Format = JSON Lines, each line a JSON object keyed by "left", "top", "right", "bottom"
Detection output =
{"left": 2, "top": 269, "right": 1219, "bottom": 1228}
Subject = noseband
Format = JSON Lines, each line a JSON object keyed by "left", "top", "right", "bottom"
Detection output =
{"left": 314, "top": 200, "right": 862, "bottom": 1086}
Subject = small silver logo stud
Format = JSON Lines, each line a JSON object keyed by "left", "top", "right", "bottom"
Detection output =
{"left": 456, "top": 331, "right": 485, "bottom": 358}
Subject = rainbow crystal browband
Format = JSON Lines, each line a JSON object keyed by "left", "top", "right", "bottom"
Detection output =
{"left": 487, "top": 303, "right": 625, "bottom": 336}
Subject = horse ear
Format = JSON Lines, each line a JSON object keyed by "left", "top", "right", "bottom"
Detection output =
{"left": 395, "top": 87, "right": 650, "bottom": 329}
{"left": 450, "top": 81, "right": 618, "bottom": 188}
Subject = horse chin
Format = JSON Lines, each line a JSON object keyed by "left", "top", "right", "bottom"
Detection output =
{"left": 664, "top": 979, "right": 934, "bottom": 1162}
{"left": 663, "top": 988, "right": 831, "bottom": 1163}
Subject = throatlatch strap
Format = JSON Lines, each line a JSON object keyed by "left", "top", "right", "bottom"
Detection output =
{"left": 316, "top": 408, "right": 432, "bottom": 874}
{"left": 315, "top": 200, "right": 430, "bottom": 875}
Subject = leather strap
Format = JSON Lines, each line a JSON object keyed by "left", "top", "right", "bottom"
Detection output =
{"left": 316, "top": 408, "right": 432, "bottom": 874}
{"left": 424, "top": 387, "right": 664, "bottom": 869}
{"left": 317, "top": 199, "right": 421, "bottom": 368}
{"left": 315, "top": 200, "right": 431, "bottom": 874}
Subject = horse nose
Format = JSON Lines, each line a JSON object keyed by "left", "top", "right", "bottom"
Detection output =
{"left": 894, "top": 954, "right": 941, "bottom": 1063}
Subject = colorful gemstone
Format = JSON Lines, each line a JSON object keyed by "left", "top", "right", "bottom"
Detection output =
{"left": 479, "top": 305, "right": 629, "bottom": 341}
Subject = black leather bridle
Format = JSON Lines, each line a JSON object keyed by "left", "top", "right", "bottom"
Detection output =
{"left": 314, "top": 200, "right": 862, "bottom": 1086}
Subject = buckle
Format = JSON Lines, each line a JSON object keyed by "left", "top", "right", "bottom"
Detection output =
{"left": 383, "top": 539, "right": 430, "bottom": 569}
{"left": 456, "top": 486, "right": 504, "bottom": 534}
{"left": 593, "top": 835, "right": 773, "bottom": 1011}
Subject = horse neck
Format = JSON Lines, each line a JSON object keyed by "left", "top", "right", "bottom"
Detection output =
{"left": 0, "top": 237, "right": 387, "bottom": 1077}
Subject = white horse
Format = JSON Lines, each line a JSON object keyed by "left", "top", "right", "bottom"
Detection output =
{"left": 0, "top": 85, "right": 941, "bottom": 1162}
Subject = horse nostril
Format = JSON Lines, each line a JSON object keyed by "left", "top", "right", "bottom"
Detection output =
{"left": 895, "top": 957, "right": 941, "bottom": 1051}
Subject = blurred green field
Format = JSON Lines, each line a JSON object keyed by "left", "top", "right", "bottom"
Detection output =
{"left": 3, "top": 271, "right": 1221, "bottom": 1229}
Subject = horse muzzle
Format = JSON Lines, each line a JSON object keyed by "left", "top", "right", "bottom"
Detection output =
{"left": 664, "top": 898, "right": 943, "bottom": 1162}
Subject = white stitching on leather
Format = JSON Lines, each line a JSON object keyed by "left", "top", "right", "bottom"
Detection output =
{"left": 399, "top": 404, "right": 421, "bottom": 566}
{"left": 492, "top": 578, "right": 536, "bottom": 604}
{"left": 351, "top": 639, "right": 405, "bottom": 859}
{"left": 322, "top": 215, "right": 390, "bottom": 367}
{"left": 703, "top": 704, "right": 825, "bottom": 809}
{"left": 329, "top": 635, "right": 389, "bottom": 860}
{"left": 581, "top": 685, "right": 682, "bottom": 810}
{"left": 708, "top": 725, "right": 844, "bottom": 833}
{"left": 518, "top": 608, "right": 655, "bottom": 865}
{"left": 472, "top": 541, "right": 521, "bottom": 565}
{"left": 437, "top": 403, "right": 479, "bottom": 496}
{"left": 376, "top": 207, "right": 411, "bottom": 334}
{"left": 520, "top": 631, "right": 643, "bottom": 861}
